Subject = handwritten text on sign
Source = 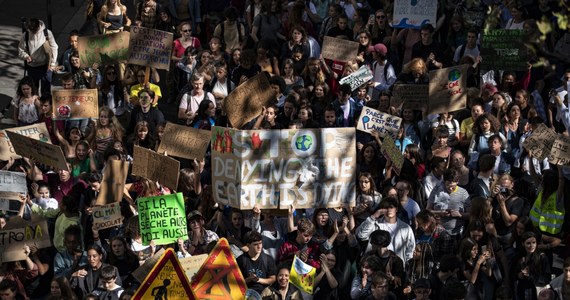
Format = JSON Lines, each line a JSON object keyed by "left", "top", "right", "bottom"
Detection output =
{"left": 481, "top": 30, "right": 527, "bottom": 71}
{"left": 0, "top": 218, "right": 51, "bottom": 262}
{"left": 321, "top": 36, "right": 359, "bottom": 62}
{"left": 132, "top": 146, "right": 180, "bottom": 189}
{"left": 138, "top": 193, "right": 188, "bottom": 246}
{"left": 128, "top": 26, "right": 173, "bottom": 70}
{"left": 52, "top": 89, "right": 99, "bottom": 120}
{"left": 211, "top": 127, "right": 356, "bottom": 210}
{"left": 77, "top": 31, "right": 130, "bottom": 68}
{"left": 548, "top": 134, "right": 570, "bottom": 166}
{"left": 93, "top": 203, "right": 123, "bottom": 230}
{"left": 339, "top": 65, "right": 373, "bottom": 91}
{"left": 391, "top": 84, "right": 429, "bottom": 110}
{"left": 157, "top": 122, "right": 211, "bottom": 160}
{"left": 5, "top": 131, "right": 69, "bottom": 171}
{"left": 523, "top": 124, "right": 557, "bottom": 161}
{"left": 0, "top": 123, "right": 52, "bottom": 161}
{"left": 357, "top": 107, "right": 402, "bottom": 139}
{"left": 428, "top": 65, "right": 468, "bottom": 115}
{"left": 223, "top": 72, "right": 276, "bottom": 129}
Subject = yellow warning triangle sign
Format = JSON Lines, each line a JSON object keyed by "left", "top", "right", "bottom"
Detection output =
{"left": 132, "top": 248, "right": 196, "bottom": 300}
{"left": 190, "top": 238, "right": 248, "bottom": 299}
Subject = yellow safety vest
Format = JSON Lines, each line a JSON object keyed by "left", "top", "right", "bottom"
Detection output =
{"left": 529, "top": 191, "right": 565, "bottom": 235}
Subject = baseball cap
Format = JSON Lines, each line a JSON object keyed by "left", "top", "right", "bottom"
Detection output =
{"left": 367, "top": 43, "right": 387, "bottom": 55}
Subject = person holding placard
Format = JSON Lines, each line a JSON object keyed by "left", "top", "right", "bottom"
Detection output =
{"left": 179, "top": 210, "right": 219, "bottom": 256}
{"left": 127, "top": 89, "right": 165, "bottom": 137}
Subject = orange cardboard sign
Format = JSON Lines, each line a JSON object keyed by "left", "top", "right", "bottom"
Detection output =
{"left": 191, "top": 238, "right": 247, "bottom": 299}
{"left": 132, "top": 248, "right": 195, "bottom": 300}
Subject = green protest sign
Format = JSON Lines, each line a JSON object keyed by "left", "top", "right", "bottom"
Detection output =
{"left": 481, "top": 29, "right": 528, "bottom": 71}
{"left": 77, "top": 31, "right": 130, "bottom": 68}
{"left": 137, "top": 193, "right": 188, "bottom": 246}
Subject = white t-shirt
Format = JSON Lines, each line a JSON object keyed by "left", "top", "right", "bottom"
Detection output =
{"left": 179, "top": 92, "right": 215, "bottom": 113}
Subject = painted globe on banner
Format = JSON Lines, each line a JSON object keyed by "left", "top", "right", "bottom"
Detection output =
{"left": 295, "top": 134, "right": 313, "bottom": 151}
{"left": 448, "top": 69, "right": 462, "bottom": 81}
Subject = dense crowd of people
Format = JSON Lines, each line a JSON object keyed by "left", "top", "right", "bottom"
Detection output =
{"left": 3, "top": 0, "right": 570, "bottom": 299}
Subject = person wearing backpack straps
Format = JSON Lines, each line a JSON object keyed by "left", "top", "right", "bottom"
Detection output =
{"left": 18, "top": 18, "right": 58, "bottom": 96}
{"left": 367, "top": 43, "right": 396, "bottom": 101}
{"left": 453, "top": 28, "right": 480, "bottom": 65}
{"left": 214, "top": 6, "right": 246, "bottom": 55}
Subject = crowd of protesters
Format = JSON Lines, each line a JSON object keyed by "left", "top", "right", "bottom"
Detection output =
{"left": 3, "top": 0, "right": 570, "bottom": 299}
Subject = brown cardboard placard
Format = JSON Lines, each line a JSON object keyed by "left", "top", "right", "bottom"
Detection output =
{"left": 391, "top": 84, "right": 429, "bottom": 110}
{"left": 95, "top": 160, "right": 129, "bottom": 205}
{"left": 321, "top": 36, "right": 359, "bottom": 62}
{"left": 0, "top": 123, "right": 52, "bottom": 161}
{"left": 522, "top": 124, "right": 557, "bottom": 161}
{"left": 132, "top": 146, "right": 180, "bottom": 189}
{"left": 428, "top": 65, "right": 469, "bottom": 115}
{"left": 52, "top": 89, "right": 99, "bottom": 120}
{"left": 92, "top": 202, "right": 123, "bottom": 230}
{"left": 5, "top": 131, "right": 69, "bottom": 171}
{"left": 0, "top": 216, "right": 51, "bottom": 262}
{"left": 127, "top": 26, "right": 173, "bottom": 70}
{"left": 223, "top": 72, "right": 276, "bottom": 129}
{"left": 548, "top": 134, "right": 570, "bottom": 166}
{"left": 77, "top": 31, "right": 130, "bottom": 68}
{"left": 157, "top": 122, "right": 211, "bottom": 160}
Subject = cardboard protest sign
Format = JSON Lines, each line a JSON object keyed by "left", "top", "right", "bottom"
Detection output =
{"left": 290, "top": 255, "right": 317, "bottom": 294}
{"left": 191, "top": 238, "right": 247, "bottom": 299}
{"left": 548, "top": 134, "right": 570, "bottom": 166}
{"left": 211, "top": 127, "right": 356, "bottom": 210}
{"left": 0, "top": 171, "right": 27, "bottom": 194}
{"left": 393, "top": 0, "right": 437, "bottom": 29}
{"left": 357, "top": 107, "right": 402, "bottom": 139}
{"left": 0, "top": 171, "right": 27, "bottom": 212}
{"left": 339, "top": 65, "right": 373, "bottom": 91}
{"left": 391, "top": 84, "right": 429, "bottom": 110}
{"left": 132, "top": 146, "right": 180, "bottom": 189}
{"left": 0, "top": 216, "right": 51, "bottom": 262}
{"left": 52, "top": 89, "right": 99, "bottom": 119}
{"left": 0, "top": 123, "right": 52, "bottom": 161}
{"left": 95, "top": 160, "right": 129, "bottom": 205}
{"left": 128, "top": 26, "right": 174, "bottom": 70}
{"left": 77, "top": 31, "right": 130, "bottom": 68}
{"left": 137, "top": 193, "right": 188, "bottom": 246}
{"left": 481, "top": 29, "right": 528, "bottom": 71}
{"left": 381, "top": 135, "right": 404, "bottom": 175}
{"left": 132, "top": 248, "right": 165, "bottom": 283}
{"left": 223, "top": 72, "right": 276, "bottom": 129}
{"left": 179, "top": 254, "right": 208, "bottom": 281}
{"left": 132, "top": 248, "right": 196, "bottom": 300}
{"left": 157, "top": 122, "right": 211, "bottom": 160}
{"left": 0, "top": 198, "right": 22, "bottom": 213}
{"left": 6, "top": 131, "right": 69, "bottom": 171}
{"left": 92, "top": 202, "right": 123, "bottom": 230}
{"left": 428, "top": 65, "right": 469, "bottom": 115}
{"left": 321, "top": 36, "right": 359, "bottom": 62}
{"left": 523, "top": 124, "right": 557, "bottom": 161}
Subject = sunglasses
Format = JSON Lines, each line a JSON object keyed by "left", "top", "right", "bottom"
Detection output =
{"left": 376, "top": 15, "right": 386, "bottom": 19}
{"left": 182, "top": 29, "right": 192, "bottom": 33}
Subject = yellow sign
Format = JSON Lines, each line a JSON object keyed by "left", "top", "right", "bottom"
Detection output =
{"left": 191, "top": 238, "right": 247, "bottom": 299}
{"left": 289, "top": 255, "right": 316, "bottom": 294}
{"left": 132, "top": 248, "right": 196, "bottom": 300}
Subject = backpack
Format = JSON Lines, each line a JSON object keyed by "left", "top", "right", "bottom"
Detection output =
{"left": 372, "top": 60, "right": 393, "bottom": 85}
{"left": 24, "top": 28, "right": 52, "bottom": 68}
{"left": 220, "top": 21, "right": 245, "bottom": 45}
